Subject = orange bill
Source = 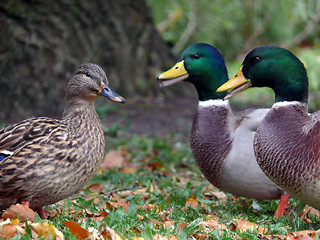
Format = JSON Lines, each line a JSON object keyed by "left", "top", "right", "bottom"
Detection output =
{"left": 216, "top": 66, "right": 252, "bottom": 99}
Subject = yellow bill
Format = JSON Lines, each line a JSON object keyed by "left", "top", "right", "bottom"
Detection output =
{"left": 157, "top": 60, "right": 189, "bottom": 87}
{"left": 216, "top": 66, "right": 252, "bottom": 99}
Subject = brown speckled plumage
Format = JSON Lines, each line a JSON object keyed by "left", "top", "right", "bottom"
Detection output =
{"left": 0, "top": 63, "right": 124, "bottom": 211}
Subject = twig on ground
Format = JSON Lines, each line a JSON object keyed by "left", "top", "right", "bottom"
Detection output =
{"left": 104, "top": 181, "right": 139, "bottom": 199}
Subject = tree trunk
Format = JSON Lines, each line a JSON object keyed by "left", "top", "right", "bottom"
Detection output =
{"left": 0, "top": 0, "right": 174, "bottom": 119}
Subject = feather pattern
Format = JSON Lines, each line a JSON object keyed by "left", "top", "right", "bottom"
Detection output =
{"left": 0, "top": 63, "right": 124, "bottom": 210}
{"left": 255, "top": 103, "right": 320, "bottom": 207}
{"left": 191, "top": 100, "right": 283, "bottom": 199}
{"left": 157, "top": 43, "right": 284, "bottom": 200}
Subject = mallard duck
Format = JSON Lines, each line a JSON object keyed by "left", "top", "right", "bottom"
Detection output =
{"left": 217, "top": 46, "right": 320, "bottom": 209}
{"left": 0, "top": 63, "right": 125, "bottom": 218}
{"left": 157, "top": 43, "right": 284, "bottom": 201}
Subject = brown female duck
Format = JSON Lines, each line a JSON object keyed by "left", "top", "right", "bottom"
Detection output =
{"left": 157, "top": 43, "right": 285, "bottom": 205}
{"left": 0, "top": 63, "right": 125, "bottom": 218}
{"left": 217, "top": 46, "right": 320, "bottom": 210}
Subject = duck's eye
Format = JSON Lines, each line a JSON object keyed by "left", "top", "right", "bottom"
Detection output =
{"left": 252, "top": 56, "right": 261, "bottom": 63}
{"left": 85, "top": 72, "right": 91, "bottom": 77}
{"left": 192, "top": 54, "right": 200, "bottom": 59}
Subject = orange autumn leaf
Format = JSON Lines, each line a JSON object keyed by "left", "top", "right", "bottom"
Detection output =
{"left": 120, "top": 167, "right": 137, "bottom": 174}
{"left": 287, "top": 230, "right": 320, "bottom": 240}
{"left": 0, "top": 224, "right": 16, "bottom": 239}
{"left": 182, "top": 195, "right": 198, "bottom": 210}
{"left": 146, "top": 162, "right": 164, "bottom": 171}
{"left": 101, "top": 226, "right": 123, "bottom": 240}
{"left": 106, "top": 201, "right": 129, "bottom": 212}
{"left": 153, "top": 234, "right": 178, "bottom": 240}
{"left": 200, "top": 219, "right": 227, "bottom": 234}
{"left": 87, "top": 183, "right": 105, "bottom": 193}
{"left": 1, "top": 204, "right": 35, "bottom": 221}
{"left": 231, "top": 219, "right": 266, "bottom": 234}
{"left": 30, "top": 222, "right": 64, "bottom": 240}
{"left": 63, "top": 220, "right": 92, "bottom": 240}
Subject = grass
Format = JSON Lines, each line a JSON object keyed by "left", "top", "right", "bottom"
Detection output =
{"left": 3, "top": 46, "right": 320, "bottom": 239}
{"left": 3, "top": 130, "right": 319, "bottom": 239}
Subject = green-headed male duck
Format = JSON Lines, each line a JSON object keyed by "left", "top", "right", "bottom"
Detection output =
{"left": 217, "top": 46, "right": 320, "bottom": 210}
{"left": 157, "top": 43, "right": 286, "bottom": 208}
{"left": 0, "top": 63, "right": 125, "bottom": 218}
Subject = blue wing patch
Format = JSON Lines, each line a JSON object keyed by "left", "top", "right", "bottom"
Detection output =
{"left": 0, "top": 150, "right": 13, "bottom": 162}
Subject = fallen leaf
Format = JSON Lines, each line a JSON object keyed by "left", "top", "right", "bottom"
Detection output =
{"left": 204, "top": 191, "right": 228, "bottom": 202}
{"left": 100, "top": 226, "right": 122, "bottom": 240}
{"left": 231, "top": 219, "right": 266, "bottom": 234}
{"left": 287, "top": 230, "right": 320, "bottom": 240}
{"left": 120, "top": 167, "right": 137, "bottom": 174}
{"left": 153, "top": 234, "right": 178, "bottom": 240}
{"left": 103, "top": 150, "right": 125, "bottom": 169}
{"left": 137, "top": 204, "right": 160, "bottom": 213}
{"left": 178, "top": 222, "right": 189, "bottom": 231}
{"left": 1, "top": 204, "right": 35, "bottom": 221}
{"left": 200, "top": 219, "right": 227, "bottom": 235}
{"left": 146, "top": 162, "right": 164, "bottom": 171}
{"left": 87, "top": 183, "right": 105, "bottom": 193}
{"left": 0, "top": 224, "right": 16, "bottom": 239}
{"left": 63, "top": 220, "right": 92, "bottom": 240}
{"left": 106, "top": 201, "right": 129, "bottom": 212}
{"left": 31, "top": 222, "right": 64, "bottom": 240}
{"left": 182, "top": 195, "right": 198, "bottom": 210}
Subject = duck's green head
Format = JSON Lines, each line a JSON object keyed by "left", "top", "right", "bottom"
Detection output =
{"left": 157, "top": 43, "right": 228, "bottom": 101}
{"left": 217, "top": 46, "right": 309, "bottom": 103}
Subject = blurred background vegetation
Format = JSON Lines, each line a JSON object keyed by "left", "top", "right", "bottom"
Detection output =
{"left": 148, "top": 0, "right": 320, "bottom": 110}
{"left": 1, "top": 0, "right": 320, "bottom": 121}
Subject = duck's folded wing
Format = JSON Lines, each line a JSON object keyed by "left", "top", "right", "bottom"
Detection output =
{"left": 237, "top": 108, "right": 270, "bottom": 132}
{"left": 0, "top": 117, "right": 65, "bottom": 153}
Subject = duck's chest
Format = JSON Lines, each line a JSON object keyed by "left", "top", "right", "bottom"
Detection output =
{"left": 254, "top": 104, "right": 320, "bottom": 193}
{"left": 190, "top": 104, "right": 233, "bottom": 187}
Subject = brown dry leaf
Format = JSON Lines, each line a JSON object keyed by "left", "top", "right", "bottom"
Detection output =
{"left": 106, "top": 201, "right": 129, "bottom": 212}
{"left": 299, "top": 205, "right": 320, "bottom": 223}
{"left": 182, "top": 195, "right": 198, "bottom": 210}
{"left": 1, "top": 204, "right": 35, "bottom": 221}
{"left": 0, "top": 223, "right": 16, "bottom": 239}
{"left": 178, "top": 222, "right": 189, "bottom": 231}
{"left": 87, "top": 183, "right": 105, "bottom": 193}
{"left": 287, "top": 230, "right": 320, "bottom": 240}
{"left": 132, "top": 237, "right": 145, "bottom": 240}
{"left": 153, "top": 234, "right": 178, "bottom": 240}
{"left": 31, "top": 222, "right": 64, "bottom": 240}
{"left": 137, "top": 204, "right": 160, "bottom": 213}
{"left": 200, "top": 219, "right": 227, "bottom": 235}
{"left": 146, "top": 162, "right": 164, "bottom": 172}
{"left": 231, "top": 219, "right": 266, "bottom": 234}
{"left": 120, "top": 167, "right": 137, "bottom": 174}
{"left": 204, "top": 191, "right": 228, "bottom": 202}
{"left": 103, "top": 150, "right": 126, "bottom": 169}
{"left": 63, "top": 220, "right": 92, "bottom": 240}
{"left": 101, "top": 226, "right": 123, "bottom": 240}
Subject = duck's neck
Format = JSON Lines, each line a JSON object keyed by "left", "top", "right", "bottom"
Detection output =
{"left": 190, "top": 70, "right": 228, "bottom": 101}
{"left": 63, "top": 97, "right": 97, "bottom": 119}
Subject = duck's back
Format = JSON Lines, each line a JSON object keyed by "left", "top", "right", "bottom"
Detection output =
{"left": 0, "top": 111, "right": 105, "bottom": 210}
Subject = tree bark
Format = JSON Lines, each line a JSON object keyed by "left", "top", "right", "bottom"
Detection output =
{"left": 0, "top": 0, "right": 173, "bottom": 119}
